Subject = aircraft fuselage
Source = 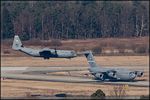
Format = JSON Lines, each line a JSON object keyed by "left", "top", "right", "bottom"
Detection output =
{"left": 19, "top": 47, "right": 77, "bottom": 59}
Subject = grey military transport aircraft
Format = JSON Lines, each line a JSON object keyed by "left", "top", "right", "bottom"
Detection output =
{"left": 84, "top": 51, "right": 144, "bottom": 81}
{"left": 12, "top": 35, "right": 77, "bottom": 59}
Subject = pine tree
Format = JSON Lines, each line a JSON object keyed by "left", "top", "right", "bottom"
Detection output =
{"left": 2, "top": 6, "right": 14, "bottom": 39}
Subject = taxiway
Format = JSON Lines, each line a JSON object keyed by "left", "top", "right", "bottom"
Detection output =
{"left": 1, "top": 66, "right": 149, "bottom": 87}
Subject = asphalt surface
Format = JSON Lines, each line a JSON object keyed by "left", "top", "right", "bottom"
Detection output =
{"left": 1, "top": 67, "right": 149, "bottom": 87}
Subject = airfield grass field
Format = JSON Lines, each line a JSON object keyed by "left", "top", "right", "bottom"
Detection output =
{"left": 1, "top": 56, "right": 149, "bottom": 67}
{"left": 1, "top": 56, "right": 149, "bottom": 97}
{"left": 1, "top": 79, "right": 149, "bottom": 97}
{"left": 1, "top": 37, "right": 149, "bottom": 97}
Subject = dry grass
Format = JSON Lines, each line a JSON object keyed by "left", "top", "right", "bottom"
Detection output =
{"left": 1, "top": 56, "right": 149, "bottom": 67}
{"left": 1, "top": 39, "right": 149, "bottom": 98}
{"left": 1, "top": 36, "right": 149, "bottom": 56}
{"left": 1, "top": 56, "right": 149, "bottom": 97}
{"left": 1, "top": 79, "right": 149, "bottom": 97}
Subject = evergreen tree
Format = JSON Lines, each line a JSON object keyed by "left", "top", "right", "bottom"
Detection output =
{"left": 1, "top": 1, "right": 149, "bottom": 40}
{"left": 2, "top": 6, "right": 14, "bottom": 39}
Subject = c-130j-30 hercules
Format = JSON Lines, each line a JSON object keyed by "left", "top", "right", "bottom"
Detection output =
{"left": 84, "top": 51, "right": 144, "bottom": 81}
{"left": 12, "top": 35, "right": 77, "bottom": 59}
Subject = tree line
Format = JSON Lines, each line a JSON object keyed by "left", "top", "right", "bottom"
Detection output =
{"left": 1, "top": 1, "right": 149, "bottom": 40}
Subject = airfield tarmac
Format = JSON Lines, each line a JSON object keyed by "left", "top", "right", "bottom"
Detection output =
{"left": 1, "top": 66, "right": 149, "bottom": 87}
{"left": 1, "top": 56, "right": 149, "bottom": 97}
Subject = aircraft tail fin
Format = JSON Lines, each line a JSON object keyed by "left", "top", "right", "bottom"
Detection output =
{"left": 12, "top": 35, "right": 23, "bottom": 50}
{"left": 84, "top": 51, "right": 98, "bottom": 67}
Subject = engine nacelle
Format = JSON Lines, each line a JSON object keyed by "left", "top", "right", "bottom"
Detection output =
{"left": 107, "top": 71, "right": 116, "bottom": 78}
{"left": 95, "top": 73, "right": 104, "bottom": 80}
{"left": 135, "top": 71, "right": 143, "bottom": 77}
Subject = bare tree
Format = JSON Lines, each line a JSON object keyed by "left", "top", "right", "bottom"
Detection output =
{"left": 109, "top": 85, "right": 129, "bottom": 98}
